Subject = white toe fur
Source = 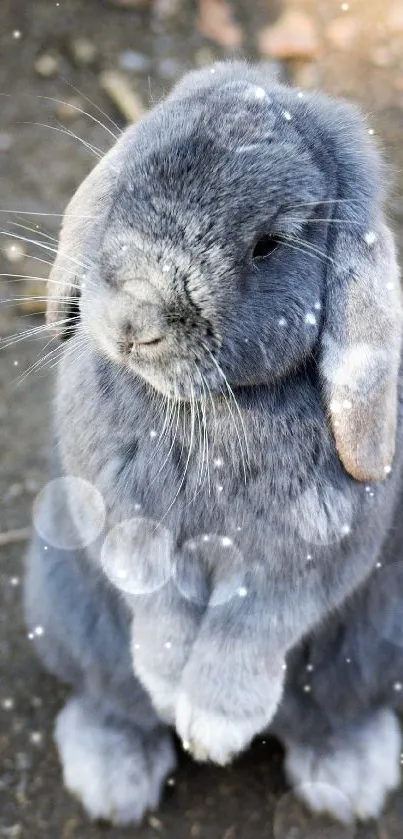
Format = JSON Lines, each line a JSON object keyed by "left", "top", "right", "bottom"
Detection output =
{"left": 285, "top": 709, "right": 401, "bottom": 823}
{"left": 176, "top": 691, "right": 271, "bottom": 766}
{"left": 55, "top": 697, "right": 176, "bottom": 825}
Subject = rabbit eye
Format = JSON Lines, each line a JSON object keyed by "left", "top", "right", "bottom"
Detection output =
{"left": 252, "top": 235, "right": 280, "bottom": 261}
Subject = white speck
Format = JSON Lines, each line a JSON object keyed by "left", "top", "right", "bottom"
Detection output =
{"left": 238, "top": 586, "right": 248, "bottom": 598}
{"left": 28, "top": 632, "right": 35, "bottom": 640}
{"left": 303, "top": 685, "right": 311, "bottom": 693}
{"left": 346, "top": 658, "right": 351, "bottom": 663}
{"left": 30, "top": 731, "right": 43, "bottom": 745}
{"left": 314, "top": 301, "right": 321, "bottom": 311}
{"left": 244, "top": 337, "right": 249, "bottom": 343}
{"left": 376, "top": 562, "right": 382, "bottom": 568}
{"left": 134, "top": 503, "right": 142, "bottom": 511}
{"left": 278, "top": 317, "right": 287, "bottom": 327}
{"left": 386, "top": 282, "right": 395, "bottom": 290}
{"left": 134, "top": 643, "right": 140, "bottom": 650}
{"left": 369, "top": 490, "right": 374, "bottom": 497}
{"left": 13, "top": 360, "right": 19, "bottom": 367}
{"left": 283, "top": 110, "right": 292, "bottom": 121}
{"left": 365, "top": 485, "right": 371, "bottom": 492}
{"left": 182, "top": 739, "right": 190, "bottom": 750}
{"left": 342, "top": 399, "right": 352, "bottom": 409}
{"left": 81, "top": 281, "right": 86, "bottom": 289}
{"left": 297, "top": 91, "right": 304, "bottom": 99}
{"left": 341, "top": 2, "right": 349, "bottom": 9}
{"left": 165, "top": 641, "right": 172, "bottom": 649}
{"left": 116, "top": 568, "right": 128, "bottom": 580}
{"left": 162, "top": 264, "right": 170, "bottom": 273}
{"left": 221, "top": 536, "right": 233, "bottom": 547}
{"left": 384, "top": 464, "right": 392, "bottom": 475}
{"left": 341, "top": 524, "right": 351, "bottom": 536}
{"left": 202, "top": 534, "right": 210, "bottom": 542}
{"left": 2, "top": 698, "right": 14, "bottom": 710}
{"left": 368, "top": 129, "right": 375, "bottom": 136}
{"left": 150, "top": 429, "right": 158, "bottom": 439}
{"left": 236, "top": 526, "right": 242, "bottom": 532}
{"left": 121, "top": 244, "right": 128, "bottom": 252}
{"left": 213, "top": 457, "right": 223, "bottom": 469}
{"left": 306, "top": 553, "right": 312, "bottom": 561}
{"left": 44, "top": 545, "right": 48, "bottom": 551}
{"left": 394, "top": 682, "right": 403, "bottom": 692}
{"left": 305, "top": 312, "right": 316, "bottom": 326}
{"left": 306, "top": 664, "right": 314, "bottom": 672}
{"left": 282, "top": 663, "right": 287, "bottom": 671}
{"left": 363, "top": 231, "right": 377, "bottom": 246}
{"left": 254, "top": 86, "right": 266, "bottom": 99}
{"left": 34, "top": 626, "right": 44, "bottom": 637}
{"left": 210, "top": 68, "right": 215, "bottom": 74}
{"left": 167, "top": 777, "right": 176, "bottom": 786}
{"left": 10, "top": 576, "right": 20, "bottom": 586}
{"left": 217, "top": 484, "right": 224, "bottom": 493}
{"left": 13, "top": 30, "right": 22, "bottom": 39}
{"left": 330, "top": 399, "right": 341, "bottom": 413}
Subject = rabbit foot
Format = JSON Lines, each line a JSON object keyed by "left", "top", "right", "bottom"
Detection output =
{"left": 175, "top": 691, "right": 269, "bottom": 765}
{"left": 55, "top": 696, "right": 176, "bottom": 825}
{"left": 284, "top": 709, "right": 401, "bottom": 823}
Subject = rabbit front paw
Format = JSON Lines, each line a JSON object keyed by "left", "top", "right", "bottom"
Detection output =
{"left": 175, "top": 674, "right": 284, "bottom": 765}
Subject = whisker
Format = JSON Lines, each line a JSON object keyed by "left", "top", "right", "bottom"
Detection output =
{"left": 0, "top": 230, "right": 91, "bottom": 272}
{"left": 207, "top": 351, "right": 250, "bottom": 482}
{"left": 37, "top": 95, "right": 119, "bottom": 141}
{"left": 0, "top": 274, "right": 81, "bottom": 291}
{"left": 281, "top": 234, "right": 335, "bottom": 266}
{"left": 18, "top": 122, "right": 103, "bottom": 158}
{"left": 156, "top": 373, "right": 195, "bottom": 527}
{"left": 59, "top": 76, "right": 123, "bottom": 135}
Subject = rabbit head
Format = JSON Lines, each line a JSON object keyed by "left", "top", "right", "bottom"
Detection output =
{"left": 47, "top": 62, "right": 402, "bottom": 483}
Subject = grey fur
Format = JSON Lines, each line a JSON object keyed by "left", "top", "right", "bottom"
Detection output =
{"left": 26, "top": 61, "right": 403, "bottom": 823}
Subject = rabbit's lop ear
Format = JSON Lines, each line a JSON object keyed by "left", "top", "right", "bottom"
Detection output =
{"left": 46, "top": 138, "right": 124, "bottom": 338}
{"left": 321, "top": 219, "right": 402, "bottom": 482}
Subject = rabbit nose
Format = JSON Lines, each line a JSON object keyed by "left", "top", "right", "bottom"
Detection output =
{"left": 122, "top": 305, "right": 167, "bottom": 353}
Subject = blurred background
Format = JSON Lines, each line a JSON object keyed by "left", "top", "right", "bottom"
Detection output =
{"left": 1, "top": 1, "right": 403, "bottom": 837}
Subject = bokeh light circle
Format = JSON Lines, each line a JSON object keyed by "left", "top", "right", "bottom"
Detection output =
{"left": 101, "top": 517, "right": 173, "bottom": 595}
{"left": 33, "top": 476, "right": 106, "bottom": 550}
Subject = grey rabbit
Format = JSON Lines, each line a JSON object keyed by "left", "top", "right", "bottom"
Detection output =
{"left": 25, "top": 60, "right": 403, "bottom": 826}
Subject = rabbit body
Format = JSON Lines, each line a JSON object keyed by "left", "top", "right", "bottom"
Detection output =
{"left": 26, "top": 62, "right": 403, "bottom": 825}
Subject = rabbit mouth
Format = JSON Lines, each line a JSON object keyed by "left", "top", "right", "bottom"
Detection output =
{"left": 127, "top": 353, "right": 226, "bottom": 401}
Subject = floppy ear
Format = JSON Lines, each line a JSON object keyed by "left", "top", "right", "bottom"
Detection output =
{"left": 321, "top": 221, "right": 402, "bottom": 482}
{"left": 46, "top": 137, "right": 126, "bottom": 338}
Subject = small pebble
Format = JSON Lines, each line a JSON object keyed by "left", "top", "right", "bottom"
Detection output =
{"left": 55, "top": 96, "right": 85, "bottom": 123}
{"left": 119, "top": 50, "right": 151, "bottom": 73}
{"left": 69, "top": 37, "right": 97, "bottom": 66}
{"left": 34, "top": 53, "right": 60, "bottom": 78}
{"left": 157, "top": 57, "right": 181, "bottom": 80}
{"left": 0, "top": 132, "right": 13, "bottom": 152}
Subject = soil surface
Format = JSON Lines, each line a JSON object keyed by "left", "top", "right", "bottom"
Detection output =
{"left": 1, "top": 1, "right": 403, "bottom": 837}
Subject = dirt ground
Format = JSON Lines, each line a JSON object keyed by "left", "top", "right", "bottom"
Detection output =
{"left": 1, "top": 0, "right": 403, "bottom": 837}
